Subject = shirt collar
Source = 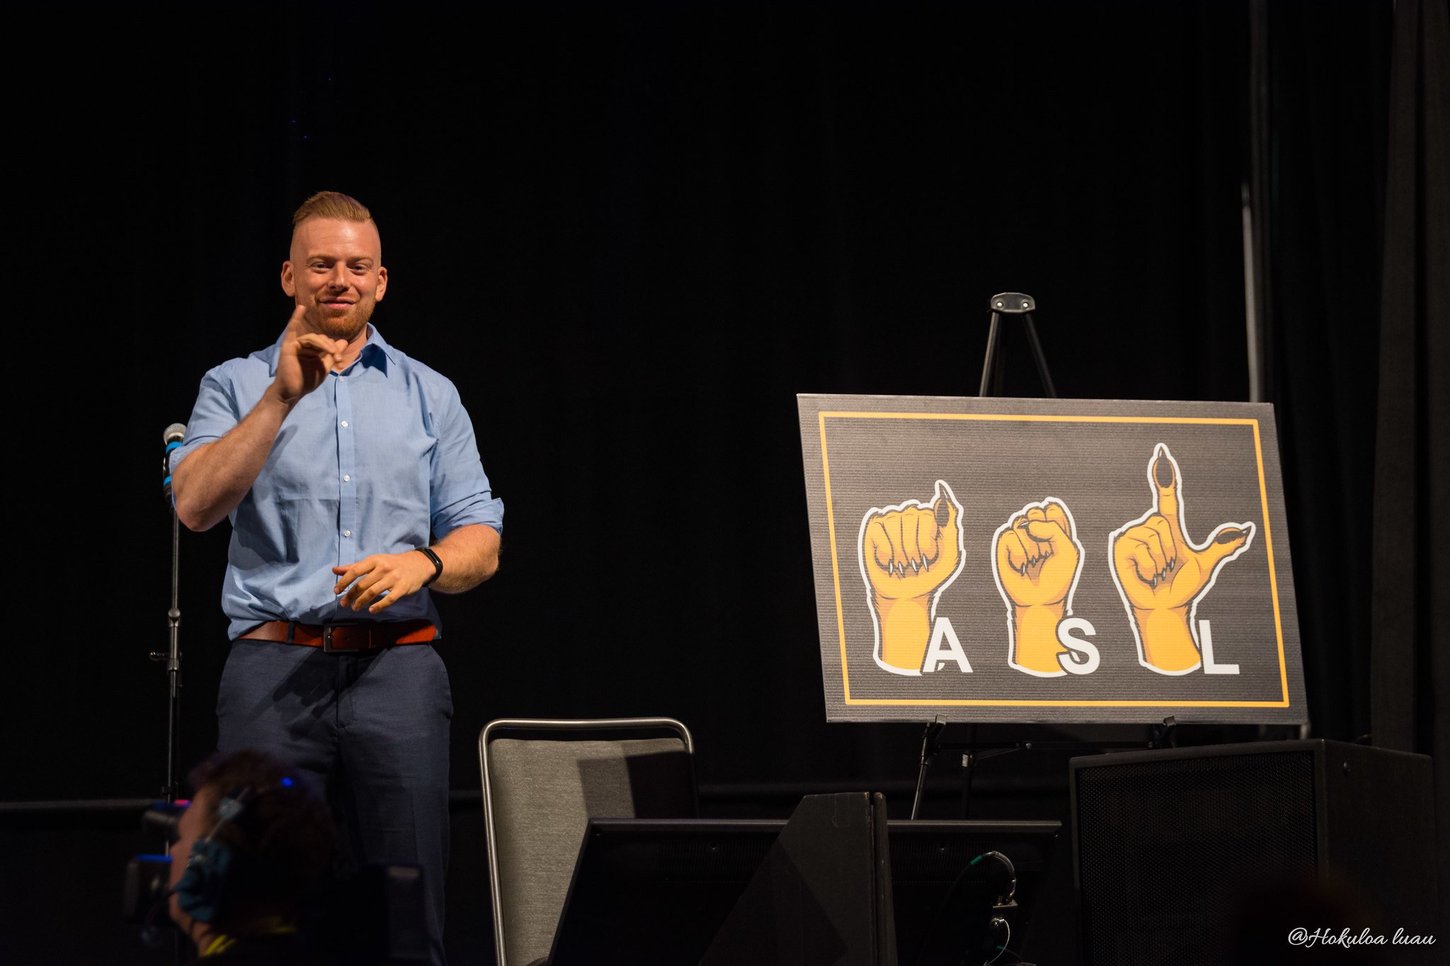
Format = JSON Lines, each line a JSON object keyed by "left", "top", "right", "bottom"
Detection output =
{"left": 266, "top": 323, "right": 396, "bottom": 376}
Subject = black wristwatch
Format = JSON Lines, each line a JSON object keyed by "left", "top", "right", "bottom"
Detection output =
{"left": 414, "top": 546, "right": 444, "bottom": 587}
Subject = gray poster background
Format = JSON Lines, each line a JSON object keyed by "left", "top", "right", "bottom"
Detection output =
{"left": 798, "top": 394, "right": 1308, "bottom": 724}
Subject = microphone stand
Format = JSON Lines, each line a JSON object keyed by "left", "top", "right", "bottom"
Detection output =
{"left": 156, "top": 431, "right": 187, "bottom": 966}
{"left": 163, "top": 509, "right": 182, "bottom": 804}
{"left": 156, "top": 429, "right": 186, "bottom": 805}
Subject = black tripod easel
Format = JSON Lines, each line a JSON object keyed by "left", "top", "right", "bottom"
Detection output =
{"left": 906, "top": 297, "right": 1180, "bottom": 820}
{"left": 155, "top": 423, "right": 187, "bottom": 806}
{"left": 977, "top": 292, "right": 1056, "bottom": 399}
{"left": 909, "top": 293, "right": 1056, "bottom": 818}
{"left": 911, "top": 719, "right": 1184, "bottom": 819}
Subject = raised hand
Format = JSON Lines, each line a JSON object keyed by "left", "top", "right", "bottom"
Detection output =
{"left": 860, "top": 481, "right": 964, "bottom": 675}
{"left": 994, "top": 499, "right": 1083, "bottom": 675}
{"left": 273, "top": 304, "right": 348, "bottom": 405}
{"left": 1111, "top": 444, "right": 1255, "bottom": 673}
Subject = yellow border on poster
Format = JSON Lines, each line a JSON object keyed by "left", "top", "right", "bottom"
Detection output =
{"left": 818, "top": 411, "right": 1290, "bottom": 708}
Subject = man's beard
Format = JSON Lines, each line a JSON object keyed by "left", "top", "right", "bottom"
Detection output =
{"left": 309, "top": 298, "right": 375, "bottom": 342}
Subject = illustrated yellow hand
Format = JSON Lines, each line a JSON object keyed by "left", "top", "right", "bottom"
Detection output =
{"left": 1111, "top": 444, "right": 1256, "bottom": 674}
{"left": 994, "top": 499, "right": 1083, "bottom": 675}
{"left": 860, "top": 480, "right": 964, "bottom": 675}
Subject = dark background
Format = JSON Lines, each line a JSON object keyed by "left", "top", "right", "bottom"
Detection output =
{"left": 3, "top": 1, "right": 1418, "bottom": 962}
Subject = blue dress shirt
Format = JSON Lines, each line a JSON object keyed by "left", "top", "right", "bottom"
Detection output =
{"left": 172, "top": 325, "right": 504, "bottom": 639}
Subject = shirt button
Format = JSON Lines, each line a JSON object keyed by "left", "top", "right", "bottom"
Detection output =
{"left": 341, "top": 420, "right": 349, "bottom": 428}
{"left": 344, "top": 530, "right": 352, "bottom": 538}
{"left": 343, "top": 474, "right": 351, "bottom": 482}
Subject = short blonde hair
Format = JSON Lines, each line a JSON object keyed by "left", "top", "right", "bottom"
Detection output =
{"left": 291, "top": 190, "right": 372, "bottom": 227}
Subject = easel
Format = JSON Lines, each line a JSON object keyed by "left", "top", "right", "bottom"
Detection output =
{"left": 907, "top": 294, "right": 1176, "bottom": 820}
{"left": 909, "top": 715, "right": 1185, "bottom": 820}
{"left": 977, "top": 292, "right": 1055, "bottom": 399}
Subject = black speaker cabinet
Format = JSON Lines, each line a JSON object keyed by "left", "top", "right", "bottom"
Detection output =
{"left": 1070, "top": 739, "right": 1438, "bottom": 966}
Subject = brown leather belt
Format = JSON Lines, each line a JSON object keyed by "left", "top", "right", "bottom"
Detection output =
{"left": 237, "top": 620, "right": 437, "bottom": 652}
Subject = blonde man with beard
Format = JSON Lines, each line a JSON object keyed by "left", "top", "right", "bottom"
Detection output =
{"left": 170, "top": 191, "right": 504, "bottom": 966}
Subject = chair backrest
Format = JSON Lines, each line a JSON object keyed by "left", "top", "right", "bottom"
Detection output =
{"left": 479, "top": 717, "right": 697, "bottom": 966}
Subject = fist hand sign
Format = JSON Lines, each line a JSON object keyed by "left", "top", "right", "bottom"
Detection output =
{"left": 860, "top": 481, "right": 964, "bottom": 675}
{"left": 994, "top": 499, "right": 1084, "bottom": 676}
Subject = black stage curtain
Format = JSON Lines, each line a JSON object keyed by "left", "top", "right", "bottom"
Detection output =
{"left": 2, "top": 0, "right": 1421, "bottom": 828}
{"left": 1264, "top": 0, "right": 1393, "bottom": 747}
{"left": 13, "top": 2, "right": 1444, "bottom": 962}
{"left": 7, "top": 1, "right": 1256, "bottom": 807}
{"left": 1371, "top": 0, "right": 1450, "bottom": 934}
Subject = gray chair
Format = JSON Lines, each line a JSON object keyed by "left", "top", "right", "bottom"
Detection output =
{"left": 478, "top": 717, "right": 698, "bottom": 966}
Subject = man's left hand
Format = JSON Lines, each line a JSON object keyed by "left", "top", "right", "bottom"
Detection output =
{"left": 333, "top": 552, "right": 436, "bottom": 613}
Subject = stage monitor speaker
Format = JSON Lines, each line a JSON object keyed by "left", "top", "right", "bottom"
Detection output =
{"left": 1070, "top": 739, "right": 1438, "bottom": 966}
{"left": 702, "top": 791, "right": 897, "bottom": 966}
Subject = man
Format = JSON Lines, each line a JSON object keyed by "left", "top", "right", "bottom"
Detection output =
{"left": 170, "top": 190, "right": 504, "bottom": 965}
{"left": 167, "top": 749, "right": 335, "bottom": 962}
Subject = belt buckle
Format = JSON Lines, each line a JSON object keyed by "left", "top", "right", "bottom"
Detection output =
{"left": 321, "top": 625, "right": 362, "bottom": 653}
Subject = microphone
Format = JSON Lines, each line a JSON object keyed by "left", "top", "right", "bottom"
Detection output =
{"left": 162, "top": 423, "right": 186, "bottom": 495}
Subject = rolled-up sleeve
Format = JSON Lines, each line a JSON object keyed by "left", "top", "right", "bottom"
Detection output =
{"left": 169, "top": 366, "right": 243, "bottom": 477}
{"left": 428, "top": 380, "right": 505, "bottom": 538}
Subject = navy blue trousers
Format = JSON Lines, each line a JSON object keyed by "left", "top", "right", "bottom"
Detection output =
{"left": 216, "top": 640, "right": 453, "bottom": 966}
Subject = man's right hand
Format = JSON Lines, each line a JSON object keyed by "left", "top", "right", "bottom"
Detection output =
{"left": 273, "top": 304, "right": 348, "bottom": 404}
{"left": 174, "top": 305, "right": 344, "bottom": 532}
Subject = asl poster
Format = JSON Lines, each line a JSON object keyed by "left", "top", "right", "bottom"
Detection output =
{"left": 797, "top": 394, "right": 1308, "bottom": 724}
